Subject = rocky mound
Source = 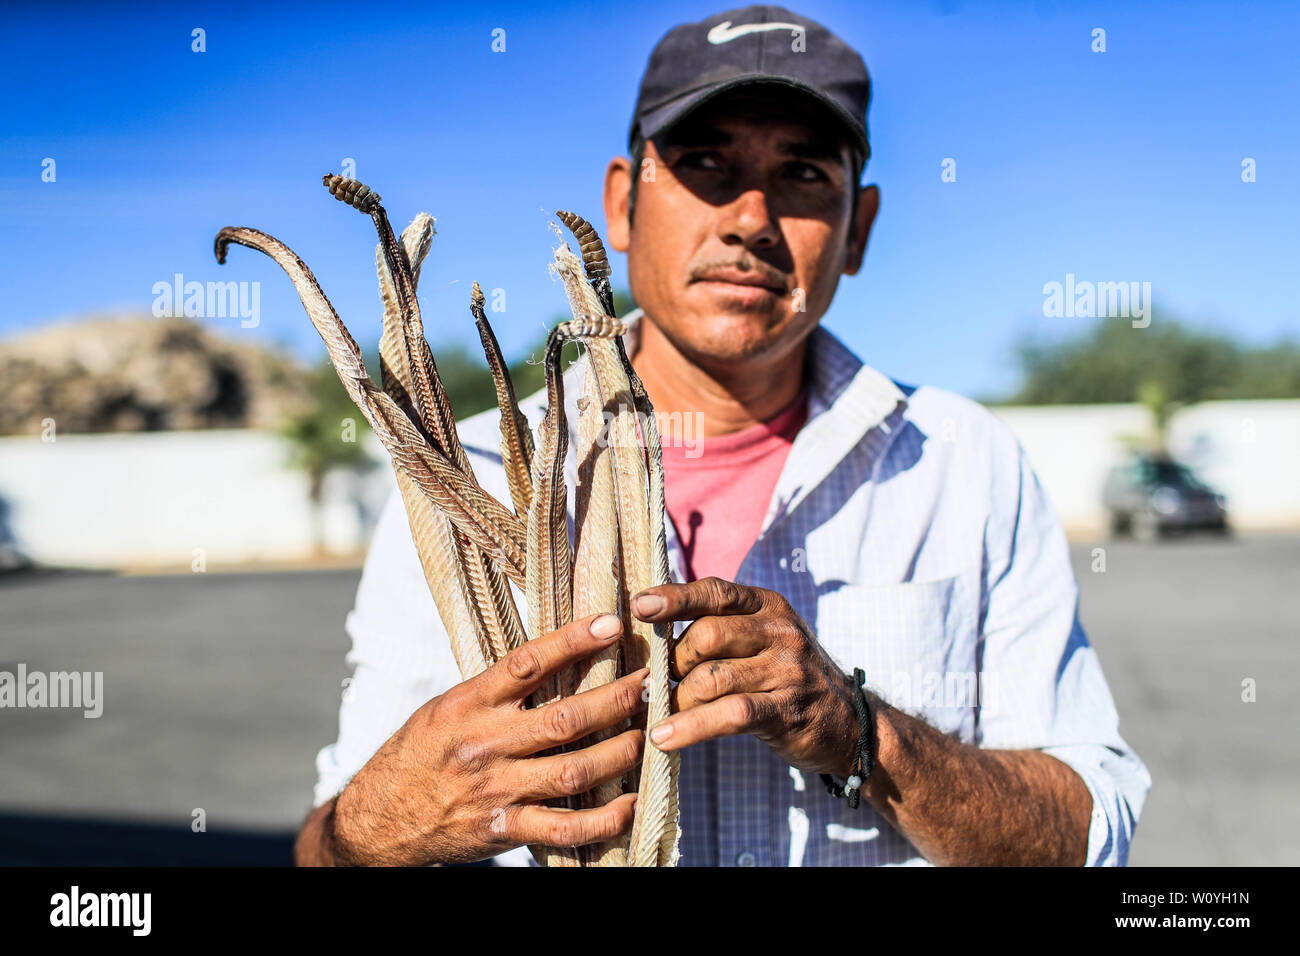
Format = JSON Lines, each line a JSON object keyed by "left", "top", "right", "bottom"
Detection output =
{"left": 0, "top": 315, "right": 313, "bottom": 435}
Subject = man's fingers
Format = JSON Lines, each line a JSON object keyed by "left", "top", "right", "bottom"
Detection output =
{"left": 512, "top": 727, "right": 644, "bottom": 802}
{"left": 491, "top": 793, "right": 638, "bottom": 848}
{"left": 481, "top": 613, "right": 624, "bottom": 704}
{"left": 632, "top": 577, "right": 764, "bottom": 623}
{"left": 671, "top": 657, "right": 769, "bottom": 711}
{"left": 647, "top": 692, "right": 777, "bottom": 752}
{"left": 669, "top": 617, "right": 769, "bottom": 681}
{"left": 510, "top": 667, "right": 649, "bottom": 755}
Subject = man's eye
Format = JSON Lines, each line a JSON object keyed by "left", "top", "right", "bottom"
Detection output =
{"left": 786, "top": 162, "right": 829, "bottom": 182}
{"left": 675, "top": 151, "right": 723, "bottom": 171}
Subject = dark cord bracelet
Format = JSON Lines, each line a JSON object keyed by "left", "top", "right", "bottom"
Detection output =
{"left": 819, "top": 667, "right": 875, "bottom": 809}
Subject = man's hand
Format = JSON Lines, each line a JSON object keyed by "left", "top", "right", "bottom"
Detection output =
{"left": 632, "top": 577, "right": 858, "bottom": 776}
{"left": 320, "top": 613, "right": 647, "bottom": 866}
{"left": 631, "top": 577, "right": 1095, "bottom": 866}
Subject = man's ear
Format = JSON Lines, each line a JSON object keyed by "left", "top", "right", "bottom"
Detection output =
{"left": 843, "top": 184, "right": 880, "bottom": 277}
{"left": 604, "top": 156, "right": 633, "bottom": 253}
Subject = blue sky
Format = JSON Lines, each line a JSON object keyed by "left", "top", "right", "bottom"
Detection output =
{"left": 2, "top": 0, "right": 1297, "bottom": 399}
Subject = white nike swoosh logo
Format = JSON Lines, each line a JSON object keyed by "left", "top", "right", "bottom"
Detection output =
{"left": 707, "top": 20, "right": 804, "bottom": 44}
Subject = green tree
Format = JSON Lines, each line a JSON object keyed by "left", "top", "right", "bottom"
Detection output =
{"left": 1003, "top": 315, "right": 1300, "bottom": 407}
{"left": 999, "top": 314, "right": 1300, "bottom": 448}
{"left": 281, "top": 360, "right": 372, "bottom": 550}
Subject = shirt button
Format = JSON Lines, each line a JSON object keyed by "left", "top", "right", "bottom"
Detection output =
{"left": 735, "top": 851, "right": 757, "bottom": 867}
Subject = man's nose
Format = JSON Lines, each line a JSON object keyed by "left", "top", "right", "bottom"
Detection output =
{"left": 717, "top": 187, "right": 779, "bottom": 250}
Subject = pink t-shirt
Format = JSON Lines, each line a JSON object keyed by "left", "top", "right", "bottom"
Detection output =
{"left": 661, "top": 388, "right": 809, "bottom": 583}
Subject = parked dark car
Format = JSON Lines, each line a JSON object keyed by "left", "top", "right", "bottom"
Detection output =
{"left": 1102, "top": 454, "right": 1229, "bottom": 540}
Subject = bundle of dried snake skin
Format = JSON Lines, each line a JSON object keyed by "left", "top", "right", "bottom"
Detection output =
{"left": 214, "top": 175, "right": 679, "bottom": 866}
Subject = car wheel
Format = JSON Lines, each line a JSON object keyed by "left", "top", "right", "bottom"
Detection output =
{"left": 1132, "top": 511, "right": 1162, "bottom": 543}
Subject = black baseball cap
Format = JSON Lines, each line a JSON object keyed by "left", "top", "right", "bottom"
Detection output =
{"left": 629, "top": 5, "right": 871, "bottom": 162}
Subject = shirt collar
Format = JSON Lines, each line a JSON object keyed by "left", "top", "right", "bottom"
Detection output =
{"left": 618, "top": 308, "right": 909, "bottom": 533}
{"left": 619, "top": 307, "right": 907, "bottom": 437}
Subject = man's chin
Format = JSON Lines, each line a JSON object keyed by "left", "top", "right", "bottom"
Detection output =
{"left": 668, "top": 309, "right": 796, "bottom": 366}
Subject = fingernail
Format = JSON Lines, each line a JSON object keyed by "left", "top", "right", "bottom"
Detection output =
{"left": 591, "top": 614, "right": 622, "bottom": 639}
{"left": 650, "top": 723, "right": 674, "bottom": 746}
{"left": 635, "top": 594, "right": 665, "bottom": 617}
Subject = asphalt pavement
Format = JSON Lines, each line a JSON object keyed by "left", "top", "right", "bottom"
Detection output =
{"left": 1, "top": 533, "right": 1296, "bottom": 865}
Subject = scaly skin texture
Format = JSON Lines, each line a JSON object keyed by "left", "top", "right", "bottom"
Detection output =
{"left": 571, "top": 371, "right": 629, "bottom": 866}
{"left": 376, "top": 216, "right": 524, "bottom": 671}
{"left": 551, "top": 241, "right": 680, "bottom": 867}
{"left": 372, "top": 213, "right": 487, "bottom": 678}
{"left": 363, "top": 186, "right": 523, "bottom": 667}
{"left": 214, "top": 226, "right": 528, "bottom": 586}
{"left": 216, "top": 181, "right": 679, "bottom": 866}
{"left": 526, "top": 317, "right": 617, "bottom": 867}
{"left": 471, "top": 281, "right": 535, "bottom": 522}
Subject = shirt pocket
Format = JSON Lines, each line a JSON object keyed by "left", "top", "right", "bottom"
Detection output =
{"left": 813, "top": 576, "right": 978, "bottom": 738}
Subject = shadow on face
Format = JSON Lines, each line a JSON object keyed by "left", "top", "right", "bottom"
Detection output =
{"left": 609, "top": 84, "right": 873, "bottom": 376}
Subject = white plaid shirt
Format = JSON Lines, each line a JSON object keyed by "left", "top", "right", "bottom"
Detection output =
{"left": 314, "top": 312, "right": 1150, "bottom": 867}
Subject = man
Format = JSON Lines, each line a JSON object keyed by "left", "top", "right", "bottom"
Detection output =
{"left": 296, "top": 5, "right": 1149, "bottom": 867}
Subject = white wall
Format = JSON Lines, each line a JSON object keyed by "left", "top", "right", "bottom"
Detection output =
{"left": 1167, "top": 400, "right": 1300, "bottom": 529}
{"left": 1, "top": 399, "right": 1297, "bottom": 569}
{"left": 0, "top": 430, "right": 393, "bottom": 569}
{"left": 995, "top": 400, "right": 1300, "bottom": 534}
{"left": 991, "top": 403, "right": 1154, "bottom": 534}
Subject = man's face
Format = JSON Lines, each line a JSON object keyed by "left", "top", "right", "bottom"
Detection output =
{"left": 604, "top": 90, "right": 878, "bottom": 375}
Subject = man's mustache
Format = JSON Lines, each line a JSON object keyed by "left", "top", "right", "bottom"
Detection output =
{"left": 688, "top": 257, "right": 790, "bottom": 293}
